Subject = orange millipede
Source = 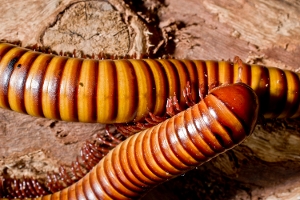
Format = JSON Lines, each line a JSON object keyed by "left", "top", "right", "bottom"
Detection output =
{"left": 2, "top": 82, "right": 258, "bottom": 200}
{"left": 0, "top": 42, "right": 298, "bottom": 124}
{"left": 0, "top": 41, "right": 296, "bottom": 199}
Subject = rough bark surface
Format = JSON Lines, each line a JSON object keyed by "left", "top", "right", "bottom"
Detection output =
{"left": 1, "top": 0, "right": 300, "bottom": 199}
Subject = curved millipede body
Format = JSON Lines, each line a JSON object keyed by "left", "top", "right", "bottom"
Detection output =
{"left": 11, "top": 82, "right": 258, "bottom": 200}
{"left": 0, "top": 43, "right": 298, "bottom": 123}
{"left": 0, "top": 131, "right": 126, "bottom": 199}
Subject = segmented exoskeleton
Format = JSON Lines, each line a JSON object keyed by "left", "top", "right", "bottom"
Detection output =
{"left": 0, "top": 42, "right": 296, "bottom": 199}
{"left": 2, "top": 83, "right": 258, "bottom": 200}
{"left": 0, "top": 42, "right": 298, "bottom": 124}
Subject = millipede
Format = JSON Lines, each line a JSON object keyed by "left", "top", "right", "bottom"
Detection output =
{"left": 2, "top": 82, "right": 259, "bottom": 199}
{"left": 0, "top": 127, "right": 127, "bottom": 199}
{"left": 0, "top": 42, "right": 299, "bottom": 125}
{"left": 0, "top": 41, "right": 297, "bottom": 199}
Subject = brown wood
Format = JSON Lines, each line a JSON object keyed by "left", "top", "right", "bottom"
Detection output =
{"left": 1, "top": 0, "right": 300, "bottom": 199}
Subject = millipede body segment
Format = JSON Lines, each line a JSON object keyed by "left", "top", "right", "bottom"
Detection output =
{"left": 0, "top": 43, "right": 298, "bottom": 124}
{"left": 4, "top": 82, "right": 257, "bottom": 200}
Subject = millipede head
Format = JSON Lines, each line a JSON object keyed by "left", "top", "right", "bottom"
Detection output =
{"left": 208, "top": 83, "right": 259, "bottom": 139}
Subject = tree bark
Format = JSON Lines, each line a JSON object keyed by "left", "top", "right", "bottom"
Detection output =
{"left": 1, "top": 0, "right": 300, "bottom": 199}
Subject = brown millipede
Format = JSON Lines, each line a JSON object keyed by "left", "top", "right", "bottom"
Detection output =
{"left": 3, "top": 82, "right": 258, "bottom": 200}
{"left": 0, "top": 42, "right": 298, "bottom": 125}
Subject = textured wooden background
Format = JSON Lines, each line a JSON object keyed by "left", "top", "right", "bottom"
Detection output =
{"left": 1, "top": 0, "right": 300, "bottom": 199}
